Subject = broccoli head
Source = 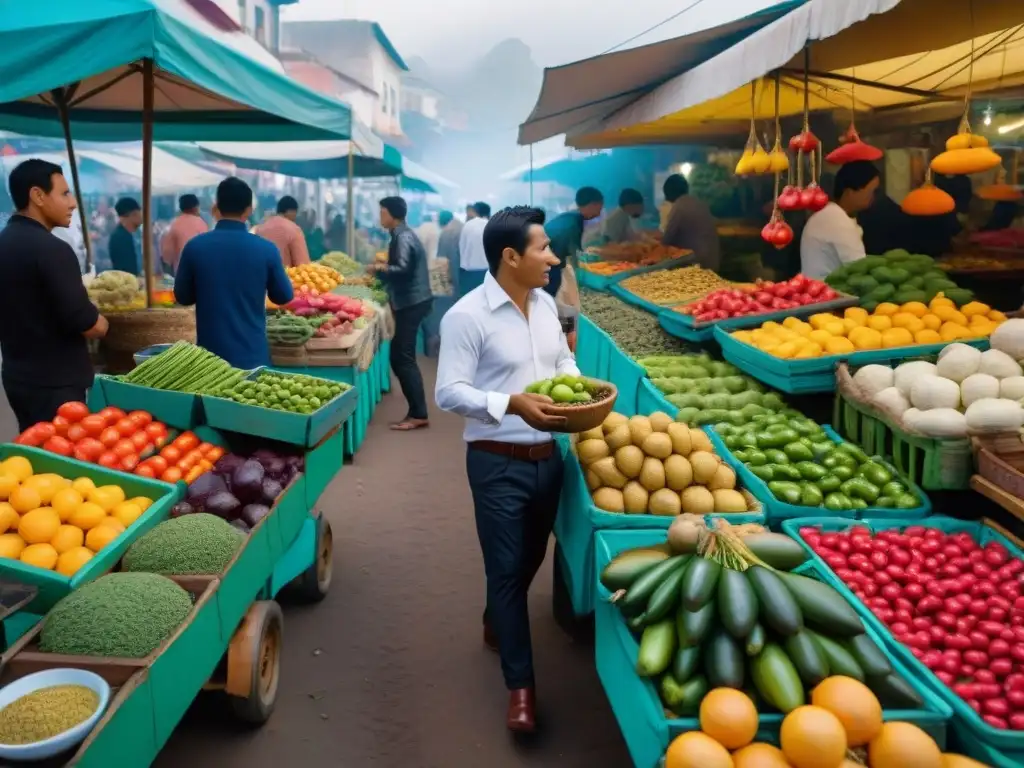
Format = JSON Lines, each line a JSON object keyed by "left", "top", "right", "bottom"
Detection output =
{"left": 122, "top": 514, "right": 246, "bottom": 576}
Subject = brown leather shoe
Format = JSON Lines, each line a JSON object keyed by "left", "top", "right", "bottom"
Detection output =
{"left": 483, "top": 621, "right": 499, "bottom": 653}
{"left": 506, "top": 687, "right": 536, "bottom": 733}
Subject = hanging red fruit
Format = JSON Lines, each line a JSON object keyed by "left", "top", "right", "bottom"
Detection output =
{"left": 826, "top": 124, "right": 883, "bottom": 164}
{"left": 777, "top": 185, "right": 802, "bottom": 211}
{"left": 789, "top": 130, "right": 819, "bottom": 153}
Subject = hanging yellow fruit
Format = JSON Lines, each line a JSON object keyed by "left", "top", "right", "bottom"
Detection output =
{"left": 767, "top": 144, "right": 789, "bottom": 173}
{"left": 735, "top": 146, "right": 756, "bottom": 176}
{"left": 750, "top": 144, "right": 772, "bottom": 174}
{"left": 977, "top": 183, "right": 1023, "bottom": 201}
{"left": 930, "top": 147, "right": 1002, "bottom": 176}
{"left": 901, "top": 184, "right": 956, "bottom": 216}
{"left": 946, "top": 132, "right": 989, "bottom": 151}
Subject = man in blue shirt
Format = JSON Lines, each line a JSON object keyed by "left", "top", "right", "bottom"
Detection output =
{"left": 174, "top": 177, "right": 293, "bottom": 369}
{"left": 108, "top": 197, "right": 142, "bottom": 274}
{"left": 544, "top": 186, "right": 603, "bottom": 298}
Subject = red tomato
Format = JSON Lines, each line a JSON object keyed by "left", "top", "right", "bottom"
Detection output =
{"left": 161, "top": 466, "right": 183, "bottom": 483}
{"left": 196, "top": 442, "right": 214, "bottom": 456}
{"left": 159, "top": 446, "right": 182, "bottom": 464}
{"left": 128, "top": 411, "right": 153, "bottom": 427}
{"left": 197, "top": 459, "right": 213, "bottom": 473}
{"left": 173, "top": 432, "right": 199, "bottom": 452}
{"left": 115, "top": 418, "right": 137, "bottom": 437}
{"left": 144, "top": 422, "right": 166, "bottom": 440}
{"left": 148, "top": 456, "right": 169, "bottom": 476}
{"left": 120, "top": 454, "right": 140, "bottom": 472}
{"left": 98, "top": 406, "right": 126, "bottom": 425}
{"left": 113, "top": 439, "right": 136, "bottom": 458}
{"left": 205, "top": 446, "right": 225, "bottom": 463}
{"left": 76, "top": 438, "right": 105, "bottom": 462}
{"left": 130, "top": 432, "right": 151, "bottom": 452}
{"left": 73, "top": 446, "right": 93, "bottom": 463}
{"left": 184, "top": 466, "right": 204, "bottom": 484}
{"left": 133, "top": 462, "right": 154, "bottom": 478}
{"left": 177, "top": 457, "right": 197, "bottom": 473}
{"left": 51, "top": 415, "right": 70, "bottom": 437}
{"left": 66, "top": 424, "right": 89, "bottom": 444}
{"left": 80, "top": 415, "right": 107, "bottom": 437}
{"left": 29, "top": 422, "right": 57, "bottom": 442}
{"left": 99, "top": 427, "right": 121, "bottom": 448}
{"left": 57, "top": 401, "right": 89, "bottom": 423}
{"left": 15, "top": 432, "right": 42, "bottom": 447}
{"left": 43, "top": 436, "right": 73, "bottom": 456}
{"left": 97, "top": 451, "right": 119, "bottom": 469}
{"left": 183, "top": 449, "right": 203, "bottom": 465}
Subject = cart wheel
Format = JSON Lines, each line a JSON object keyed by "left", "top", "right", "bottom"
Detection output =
{"left": 227, "top": 600, "right": 283, "bottom": 725}
{"left": 292, "top": 515, "right": 333, "bottom": 603}
{"left": 552, "top": 544, "right": 594, "bottom": 645}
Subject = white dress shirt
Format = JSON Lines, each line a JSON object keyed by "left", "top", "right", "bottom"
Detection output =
{"left": 458, "top": 217, "right": 488, "bottom": 272}
{"left": 436, "top": 272, "right": 580, "bottom": 444}
{"left": 800, "top": 202, "right": 866, "bottom": 279}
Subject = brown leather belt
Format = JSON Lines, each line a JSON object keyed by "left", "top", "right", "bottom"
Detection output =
{"left": 469, "top": 440, "right": 555, "bottom": 462}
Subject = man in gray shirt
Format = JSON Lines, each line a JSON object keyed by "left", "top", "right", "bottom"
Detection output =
{"left": 661, "top": 174, "right": 721, "bottom": 271}
{"left": 436, "top": 210, "right": 463, "bottom": 293}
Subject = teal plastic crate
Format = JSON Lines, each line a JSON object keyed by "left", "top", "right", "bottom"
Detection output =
{"left": 554, "top": 439, "right": 765, "bottom": 616}
{"left": 577, "top": 315, "right": 614, "bottom": 380}
{"left": 200, "top": 368, "right": 358, "bottom": 447}
{"left": 780, "top": 516, "right": 1024, "bottom": 763}
{"left": 704, "top": 425, "right": 932, "bottom": 523}
{"left": 305, "top": 427, "right": 343, "bottom": 508}
{"left": 594, "top": 529, "right": 951, "bottom": 768}
{"left": 577, "top": 255, "right": 695, "bottom": 292}
{"left": 658, "top": 310, "right": 714, "bottom": 342}
{"left": 608, "top": 346, "right": 646, "bottom": 417}
{"left": 98, "top": 375, "right": 201, "bottom": 430}
{"left": 0, "top": 445, "right": 182, "bottom": 613}
{"left": 665, "top": 293, "right": 860, "bottom": 335}
{"left": 637, "top": 378, "right": 678, "bottom": 418}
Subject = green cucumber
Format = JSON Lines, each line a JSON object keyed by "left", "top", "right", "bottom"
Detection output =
{"left": 746, "top": 566, "right": 802, "bottom": 637}
{"left": 671, "top": 645, "right": 701, "bottom": 684}
{"left": 600, "top": 548, "right": 672, "bottom": 591}
{"left": 741, "top": 533, "right": 808, "bottom": 571}
{"left": 676, "top": 600, "right": 716, "bottom": 648}
{"left": 784, "top": 629, "right": 830, "bottom": 687}
{"left": 627, "top": 613, "right": 648, "bottom": 632}
{"left": 680, "top": 557, "right": 722, "bottom": 611}
{"left": 745, "top": 623, "right": 766, "bottom": 656}
{"left": 636, "top": 618, "right": 676, "bottom": 677}
{"left": 717, "top": 567, "right": 758, "bottom": 639}
{"left": 751, "top": 643, "right": 805, "bottom": 713}
{"left": 661, "top": 674, "right": 707, "bottom": 716}
{"left": 843, "top": 634, "right": 893, "bottom": 679}
{"left": 706, "top": 628, "right": 745, "bottom": 689}
{"left": 869, "top": 673, "right": 924, "bottom": 709}
{"left": 617, "top": 555, "right": 688, "bottom": 617}
{"left": 775, "top": 571, "right": 864, "bottom": 636}
{"left": 645, "top": 560, "right": 689, "bottom": 622}
{"left": 805, "top": 629, "right": 864, "bottom": 681}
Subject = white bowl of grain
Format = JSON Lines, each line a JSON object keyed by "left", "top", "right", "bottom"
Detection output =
{"left": 0, "top": 668, "right": 110, "bottom": 760}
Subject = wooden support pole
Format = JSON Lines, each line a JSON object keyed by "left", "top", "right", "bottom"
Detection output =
{"left": 52, "top": 86, "right": 94, "bottom": 272}
{"left": 142, "top": 59, "right": 154, "bottom": 309}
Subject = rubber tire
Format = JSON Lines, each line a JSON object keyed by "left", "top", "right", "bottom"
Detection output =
{"left": 552, "top": 543, "right": 595, "bottom": 645}
{"left": 291, "top": 514, "right": 333, "bottom": 603}
{"left": 229, "top": 600, "right": 284, "bottom": 725}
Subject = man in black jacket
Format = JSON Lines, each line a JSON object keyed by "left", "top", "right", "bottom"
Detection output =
{"left": 371, "top": 196, "right": 433, "bottom": 431}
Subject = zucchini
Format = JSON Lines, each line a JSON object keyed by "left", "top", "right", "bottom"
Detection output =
{"left": 662, "top": 674, "right": 708, "bottom": 716}
{"left": 618, "top": 555, "right": 689, "bottom": 617}
{"left": 600, "top": 548, "right": 672, "bottom": 591}
{"left": 843, "top": 634, "right": 893, "bottom": 679}
{"left": 680, "top": 557, "right": 722, "bottom": 611}
{"left": 645, "top": 559, "right": 689, "bottom": 622}
{"left": 717, "top": 567, "right": 758, "bottom": 639}
{"left": 706, "top": 628, "right": 745, "bottom": 689}
{"left": 672, "top": 645, "right": 701, "bottom": 684}
{"left": 806, "top": 629, "right": 864, "bottom": 681}
{"left": 745, "top": 623, "right": 766, "bottom": 656}
{"left": 784, "top": 629, "right": 830, "bottom": 687}
{"left": 636, "top": 618, "right": 676, "bottom": 677}
{"left": 676, "top": 600, "right": 716, "bottom": 648}
{"left": 743, "top": 533, "right": 808, "bottom": 571}
{"left": 775, "top": 571, "right": 864, "bottom": 636}
{"left": 869, "top": 673, "right": 924, "bottom": 709}
{"left": 751, "top": 643, "right": 805, "bottom": 713}
{"left": 627, "top": 613, "right": 648, "bottom": 632}
{"left": 746, "top": 566, "right": 803, "bottom": 637}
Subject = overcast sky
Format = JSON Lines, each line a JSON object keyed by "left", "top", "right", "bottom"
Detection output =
{"left": 282, "top": 0, "right": 781, "bottom": 70}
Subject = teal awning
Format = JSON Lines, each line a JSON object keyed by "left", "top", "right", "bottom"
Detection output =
{"left": 0, "top": 0, "right": 353, "bottom": 141}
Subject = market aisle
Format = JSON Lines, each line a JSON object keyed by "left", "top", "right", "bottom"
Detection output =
{"left": 157, "top": 357, "right": 631, "bottom": 768}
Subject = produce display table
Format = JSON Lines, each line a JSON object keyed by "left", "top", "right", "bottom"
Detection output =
{"left": 576, "top": 315, "right": 645, "bottom": 417}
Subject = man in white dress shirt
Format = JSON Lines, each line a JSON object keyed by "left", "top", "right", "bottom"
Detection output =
{"left": 456, "top": 201, "right": 491, "bottom": 298}
{"left": 436, "top": 205, "right": 577, "bottom": 734}
{"left": 800, "top": 160, "right": 879, "bottom": 279}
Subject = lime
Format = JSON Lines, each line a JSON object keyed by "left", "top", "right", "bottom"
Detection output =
{"left": 550, "top": 384, "right": 576, "bottom": 403}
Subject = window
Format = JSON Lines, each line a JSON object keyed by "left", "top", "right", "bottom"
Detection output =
{"left": 390, "top": 86, "right": 397, "bottom": 116}
{"left": 254, "top": 6, "right": 265, "bottom": 45}
{"left": 382, "top": 85, "right": 388, "bottom": 115}
{"left": 237, "top": 0, "right": 247, "bottom": 30}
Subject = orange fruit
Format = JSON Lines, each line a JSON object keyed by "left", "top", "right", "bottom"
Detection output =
{"left": 8, "top": 485, "right": 41, "bottom": 514}
{"left": 127, "top": 496, "right": 153, "bottom": 512}
{"left": 68, "top": 502, "right": 106, "bottom": 531}
{"left": 732, "top": 743, "right": 791, "bottom": 768}
{"left": 664, "top": 731, "right": 733, "bottom": 768}
{"left": 50, "top": 524, "right": 85, "bottom": 554}
{"left": 811, "top": 676, "right": 883, "bottom": 746}
{"left": 0, "top": 502, "right": 18, "bottom": 534}
{"left": 0, "top": 533, "right": 26, "bottom": 559}
{"left": 780, "top": 706, "right": 847, "bottom": 768}
{"left": 0, "top": 456, "right": 33, "bottom": 482}
{"left": 111, "top": 502, "right": 143, "bottom": 528}
{"left": 940, "top": 755, "right": 993, "bottom": 768}
{"left": 51, "top": 488, "right": 85, "bottom": 522}
{"left": 85, "top": 524, "right": 121, "bottom": 552}
{"left": 20, "top": 542, "right": 58, "bottom": 570}
{"left": 868, "top": 722, "right": 942, "bottom": 768}
{"left": 18, "top": 507, "right": 60, "bottom": 545}
{"left": 100, "top": 517, "right": 125, "bottom": 533}
{"left": 71, "top": 477, "right": 95, "bottom": 496}
{"left": 699, "top": 688, "right": 759, "bottom": 750}
{"left": 0, "top": 474, "right": 19, "bottom": 500}
{"left": 23, "top": 473, "right": 68, "bottom": 503}
{"left": 87, "top": 485, "right": 125, "bottom": 512}
{"left": 56, "top": 546, "right": 93, "bottom": 577}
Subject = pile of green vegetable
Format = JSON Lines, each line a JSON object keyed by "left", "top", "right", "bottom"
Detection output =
{"left": 222, "top": 371, "right": 349, "bottom": 414}
{"left": 580, "top": 290, "right": 689, "bottom": 358}
{"left": 713, "top": 413, "right": 922, "bottom": 511}
{"left": 40, "top": 572, "right": 193, "bottom": 658}
{"left": 122, "top": 342, "right": 246, "bottom": 394}
{"left": 320, "top": 251, "right": 363, "bottom": 276}
{"left": 335, "top": 281, "right": 388, "bottom": 306}
{"left": 825, "top": 250, "right": 974, "bottom": 310}
{"left": 524, "top": 374, "right": 604, "bottom": 404}
{"left": 123, "top": 514, "right": 246, "bottom": 575}
{"left": 267, "top": 314, "right": 317, "bottom": 346}
{"left": 603, "top": 517, "right": 924, "bottom": 715}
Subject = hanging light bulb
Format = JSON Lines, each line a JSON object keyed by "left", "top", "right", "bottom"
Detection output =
{"left": 983, "top": 104, "right": 994, "bottom": 127}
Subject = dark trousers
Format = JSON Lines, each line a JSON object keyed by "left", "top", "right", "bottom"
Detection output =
{"left": 390, "top": 299, "right": 432, "bottom": 420}
{"left": 3, "top": 377, "right": 87, "bottom": 433}
{"left": 467, "top": 446, "right": 563, "bottom": 689}
{"left": 543, "top": 265, "right": 563, "bottom": 299}
{"left": 458, "top": 268, "right": 487, "bottom": 298}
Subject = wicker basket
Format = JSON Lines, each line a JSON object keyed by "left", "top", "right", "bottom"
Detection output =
{"left": 551, "top": 380, "right": 618, "bottom": 434}
{"left": 101, "top": 308, "right": 196, "bottom": 353}
{"left": 972, "top": 434, "right": 1024, "bottom": 500}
